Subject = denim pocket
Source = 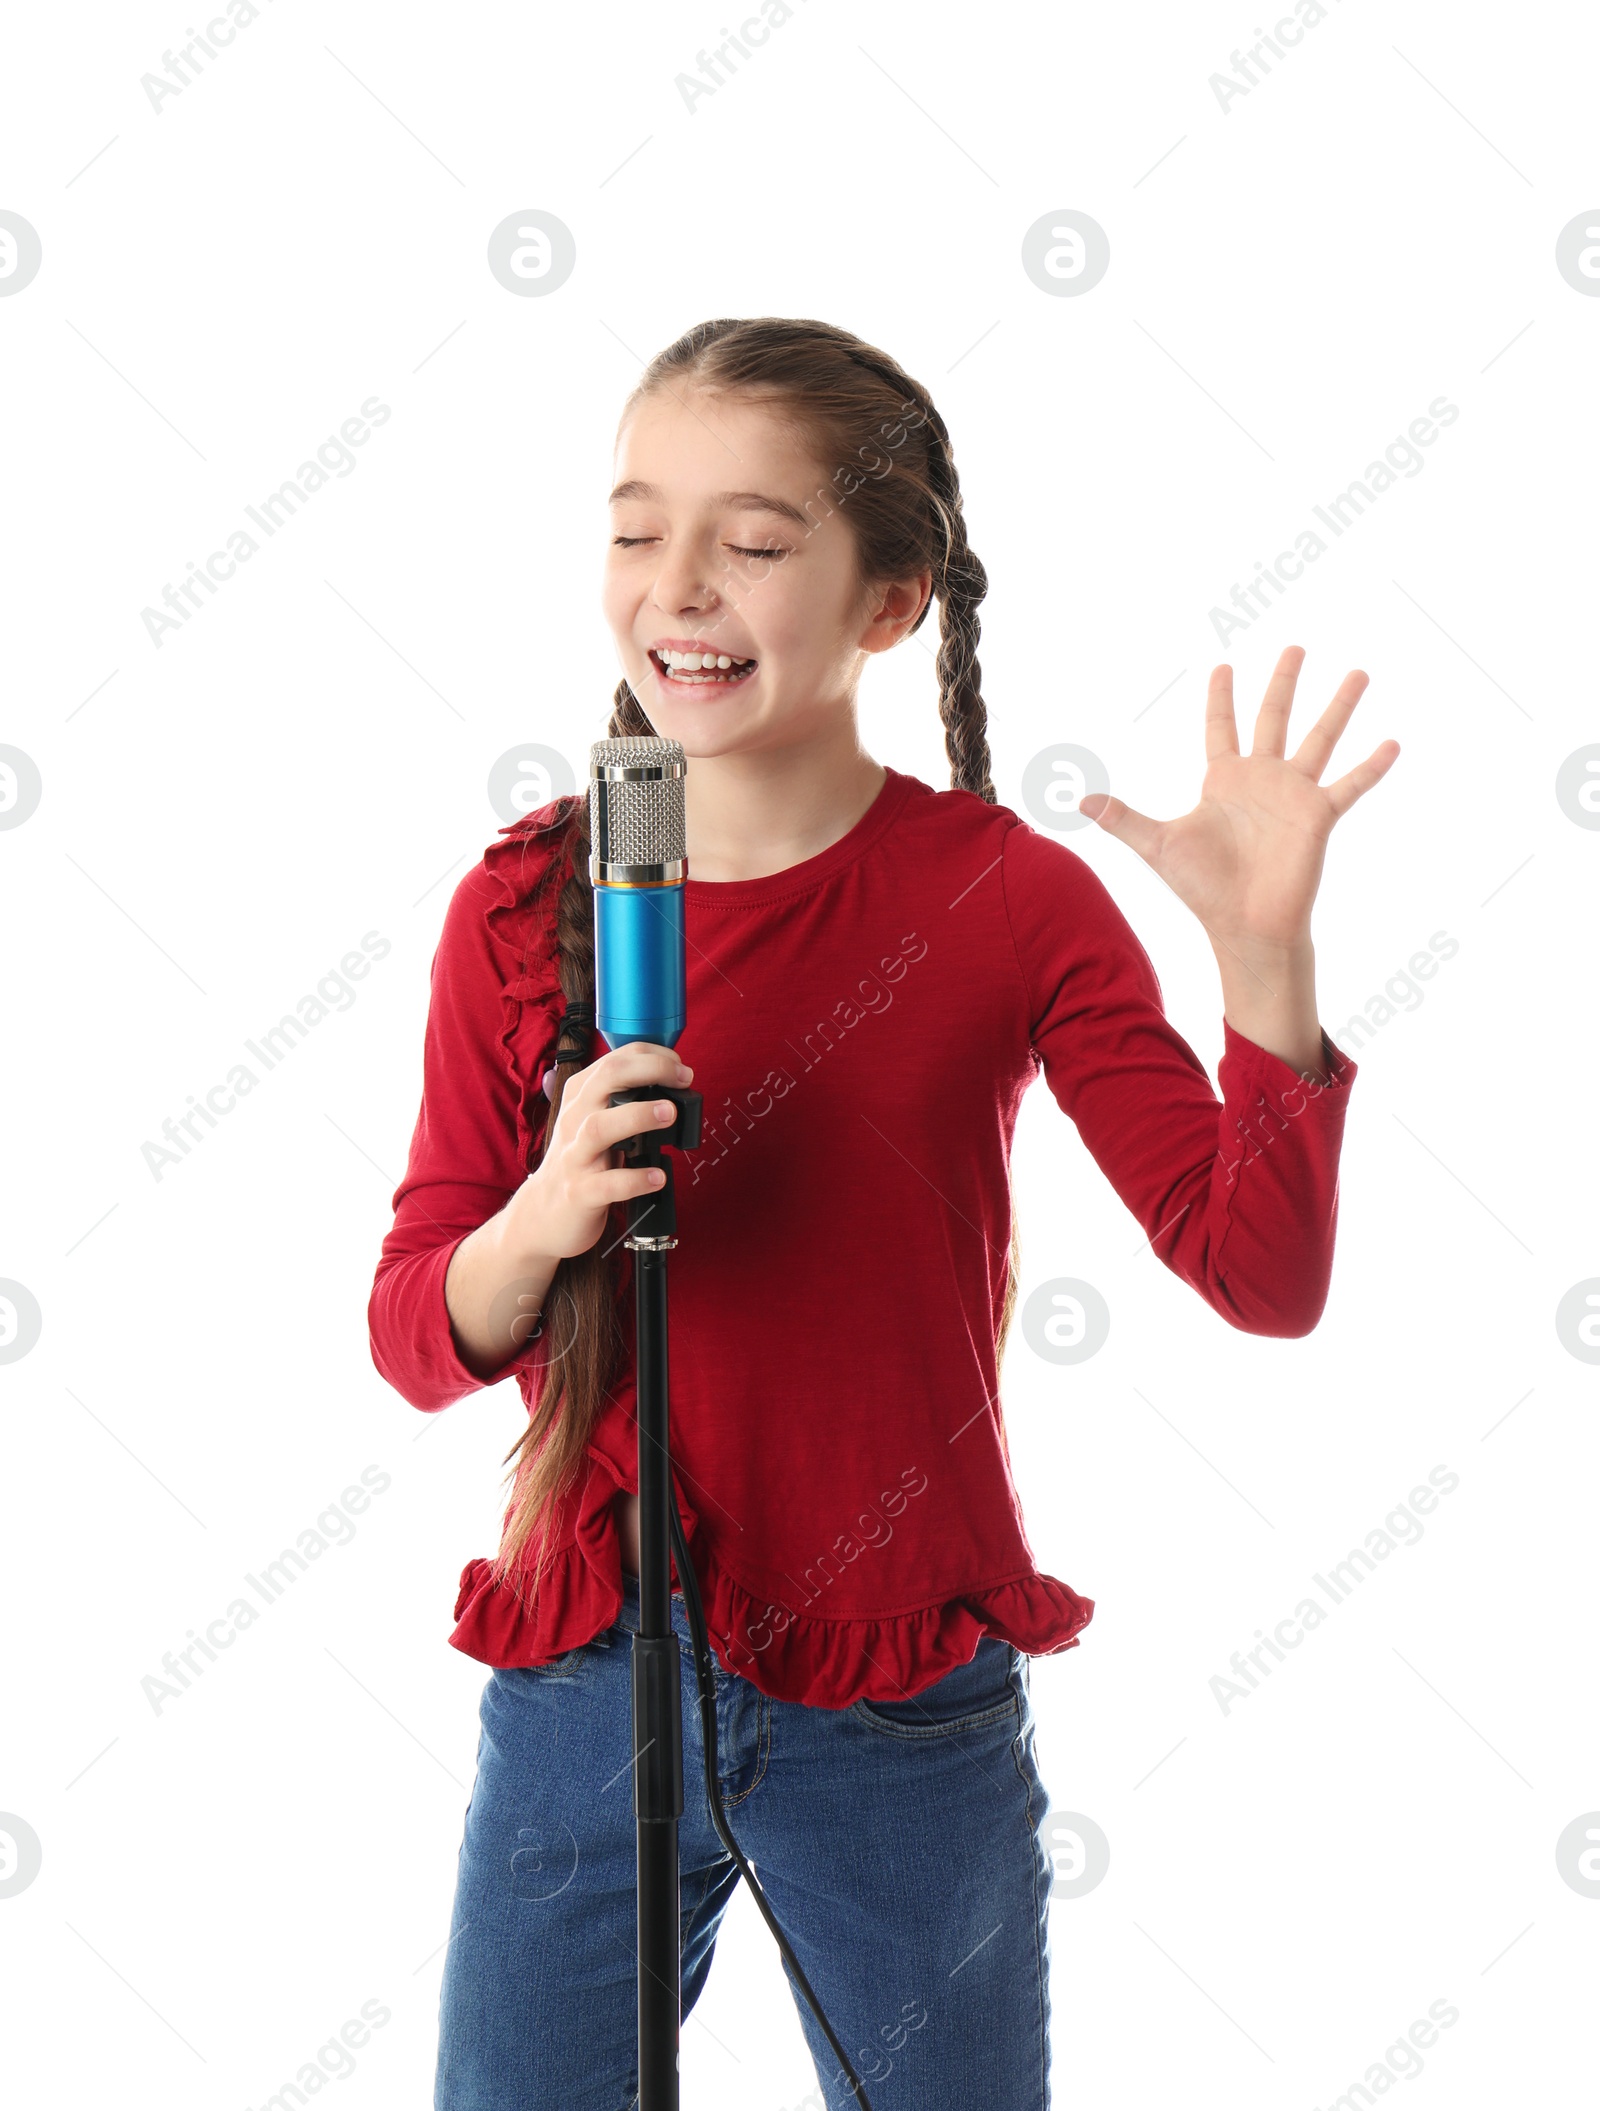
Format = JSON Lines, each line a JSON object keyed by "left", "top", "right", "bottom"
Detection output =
{"left": 515, "top": 1640, "right": 595, "bottom": 1680}
{"left": 849, "top": 1635, "right": 1021, "bottom": 1739}
{"left": 522, "top": 1611, "right": 635, "bottom": 1676}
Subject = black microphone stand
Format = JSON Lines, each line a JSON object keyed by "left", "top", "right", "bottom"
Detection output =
{"left": 610, "top": 1079, "right": 703, "bottom": 2109}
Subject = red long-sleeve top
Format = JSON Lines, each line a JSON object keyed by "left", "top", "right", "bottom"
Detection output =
{"left": 368, "top": 766, "right": 1358, "bottom": 1709}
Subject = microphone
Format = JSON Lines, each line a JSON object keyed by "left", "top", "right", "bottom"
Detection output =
{"left": 588, "top": 736, "right": 688, "bottom": 1051}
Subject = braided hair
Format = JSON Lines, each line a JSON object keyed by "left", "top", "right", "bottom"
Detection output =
{"left": 492, "top": 318, "right": 1017, "bottom": 1589}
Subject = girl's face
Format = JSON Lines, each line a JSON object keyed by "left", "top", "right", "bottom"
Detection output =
{"left": 602, "top": 386, "right": 926, "bottom": 760}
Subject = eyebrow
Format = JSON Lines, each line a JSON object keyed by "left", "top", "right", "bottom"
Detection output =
{"left": 608, "top": 479, "right": 812, "bottom": 529}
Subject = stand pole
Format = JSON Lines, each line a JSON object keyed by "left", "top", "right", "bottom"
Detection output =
{"left": 615, "top": 1082, "right": 702, "bottom": 2111}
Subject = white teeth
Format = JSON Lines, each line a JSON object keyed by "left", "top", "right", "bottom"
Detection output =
{"left": 657, "top": 648, "right": 754, "bottom": 678}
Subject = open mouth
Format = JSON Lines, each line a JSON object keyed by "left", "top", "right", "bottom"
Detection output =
{"left": 649, "top": 647, "right": 758, "bottom": 690}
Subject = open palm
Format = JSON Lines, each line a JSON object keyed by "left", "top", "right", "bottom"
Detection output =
{"left": 1078, "top": 646, "right": 1400, "bottom": 952}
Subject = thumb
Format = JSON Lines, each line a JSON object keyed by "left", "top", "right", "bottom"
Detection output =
{"left": 1077, "top": 792, "right": 1162, "bottom": 863}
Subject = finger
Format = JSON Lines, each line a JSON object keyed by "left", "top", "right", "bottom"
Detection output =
{"left": 560, "top": 1040, "right": 690, "bottom": 1107}
{"left": 1290, "top": 667, "right": 1371, "bottom": 781}
{"left": 601, "top": 1040, "right": 692, "bottom": 1077}
{"left": 590, "top": 1164, "right": 666, "bottom": 1200}
{"left": 593, "top": 1094, "right": 679, "bottom": 1153}
{"left": 1323, "top": 738, "right": 1400, "bottom": 820}
{"left": 1077, "top": 792, "right": 1164, "bottom": 864}
{"left": 1251, "top": 643, "right": 1307, "bottom": 758}
{"left": 1205, "top": 664, "right": 1240, "bottom": 762}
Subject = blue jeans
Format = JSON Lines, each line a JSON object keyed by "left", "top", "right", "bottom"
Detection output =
{"left": 435, "top": 1570, "right": 1055, "bottom": 2108}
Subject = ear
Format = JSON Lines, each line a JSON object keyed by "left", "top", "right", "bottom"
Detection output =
{"left": 858, "top": 569, "right": 933, "bottom": 656}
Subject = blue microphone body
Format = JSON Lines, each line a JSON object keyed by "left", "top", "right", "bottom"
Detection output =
{"left": 589, "top": 737, "right": 689, "bottom": 1051}
{"left": 594, "top": 885, "right": 685, "bottom": 1049}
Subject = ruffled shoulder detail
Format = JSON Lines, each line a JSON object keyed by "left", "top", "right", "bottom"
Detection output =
{"left": 447, "top": 1439, "right": 1096, "bottom": 1709}
{"left": 481, "top": 795, "right": 575, "bottom": 989}
{"left": 479, "top": 795, "right": 584, "bottom": 1166}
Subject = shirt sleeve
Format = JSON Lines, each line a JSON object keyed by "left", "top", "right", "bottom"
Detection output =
{"left": 1000, "top": 818, "right": 1358, "bottom": 1338}
{"left": 367, "top": 859, "right": 555, "bottom": 1412}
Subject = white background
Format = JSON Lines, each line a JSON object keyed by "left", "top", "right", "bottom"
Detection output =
{"left": 2, "top": 1, "right": 1596, "bottom": 2104}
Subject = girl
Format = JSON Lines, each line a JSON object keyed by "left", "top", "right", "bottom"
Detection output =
{"left": 368, "top": 316, "right": 1394, "bottom": 2110}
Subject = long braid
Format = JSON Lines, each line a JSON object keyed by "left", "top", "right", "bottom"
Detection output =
{"left": 834, "top": 350, "right": 996, "bottom": 806}
{"left": 923, "top": 411, "right": 995, "bottom": 805}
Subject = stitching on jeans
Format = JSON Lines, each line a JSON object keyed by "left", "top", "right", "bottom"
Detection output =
{"left": 848, "top": 1689, "right": 1020, "bottom": 1741}
{"left": 844, "top": 1639, "right": 1023, "bottom": 1741}
{"left": 718, "top": 1691, "right": 771, "bottom": 1808}
{"left": 1009, "top": 1701, "right": 1050, "bottom": 2109}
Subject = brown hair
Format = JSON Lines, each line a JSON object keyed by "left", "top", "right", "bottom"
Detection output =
{"left": 490, "top": 316, "right": 1018, "bottom": 1591}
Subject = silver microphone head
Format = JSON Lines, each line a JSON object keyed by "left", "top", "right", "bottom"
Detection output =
{"left": 588, "top": 737, "right": 687, "bottom": 885}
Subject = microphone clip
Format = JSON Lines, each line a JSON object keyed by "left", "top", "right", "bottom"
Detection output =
{"left": 609, "top": 1084, "right": 703, "bottom": 1248}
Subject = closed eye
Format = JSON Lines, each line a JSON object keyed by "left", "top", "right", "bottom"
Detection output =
{"left": 611, "top": 537, "right": 788, "bottom": 560}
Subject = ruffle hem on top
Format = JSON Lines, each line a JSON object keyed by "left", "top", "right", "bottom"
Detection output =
{"left": 448, "top": 1433, "right": 1096, "bottom": 1709}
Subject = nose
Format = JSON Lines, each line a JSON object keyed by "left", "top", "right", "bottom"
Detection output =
{"left": 650, "top": 541, "right": 726, "bottom": 626}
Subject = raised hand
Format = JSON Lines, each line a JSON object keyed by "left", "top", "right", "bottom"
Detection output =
{"left": 1077, "top": 646, "right": 1399, "bottom": 954}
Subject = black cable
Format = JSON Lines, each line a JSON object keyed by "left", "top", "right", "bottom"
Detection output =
{"left": 666, "top": 1498, "right": 873, "bottom": 2110}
